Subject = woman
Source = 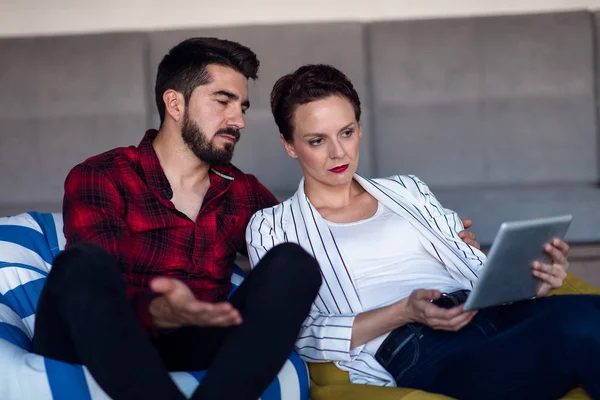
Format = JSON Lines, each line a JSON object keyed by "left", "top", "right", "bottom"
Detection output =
{"left": 246, "top": 64, "right": 600, "bottom": 399}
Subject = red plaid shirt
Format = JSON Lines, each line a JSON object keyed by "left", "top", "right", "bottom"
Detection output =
{"left": 63, "top": 129, "right": 278, "bottom": 333}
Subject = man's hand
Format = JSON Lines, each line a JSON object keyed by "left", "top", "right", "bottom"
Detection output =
{"left": 149, "top": 277, "right": 242, "bottom": 329}
{"left": 534, "top": 238, "right": 570, "bottom": 297}
{"left": 400, "top": 289, "right": 477, "bottom": 331}
{"left": 459, "top": 218, "right": 480, "bottom": 249}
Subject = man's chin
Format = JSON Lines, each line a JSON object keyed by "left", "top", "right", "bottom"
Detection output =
{"left": 211, "top": 151, "right": 235, "bottom": 165}
{"left": 212, "top": 157, "right": 233, "bottom": 166}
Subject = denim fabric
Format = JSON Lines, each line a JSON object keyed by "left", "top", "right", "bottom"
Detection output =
{"left": 381, "top": 295, "right": 600, "bottom": 400}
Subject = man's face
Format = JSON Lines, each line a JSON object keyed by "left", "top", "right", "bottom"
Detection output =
{"left": 182, "top": 64, "right": 249, "bottom": 164}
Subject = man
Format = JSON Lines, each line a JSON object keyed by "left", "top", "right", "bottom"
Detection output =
{"left": 31, "top": 37, "right": 322, "bottom": 400}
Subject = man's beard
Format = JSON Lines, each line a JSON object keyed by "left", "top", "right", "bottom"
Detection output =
{"left": 181, "top": 112, "right": 240, "bottom": 165}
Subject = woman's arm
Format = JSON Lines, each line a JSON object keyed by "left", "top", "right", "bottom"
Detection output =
{"left": 246, "top": 208, "right": 283, "bottom": 268}
{"left": 350, "top": 289, "right": 477, "bottom": 349}
{"left": 295, "top": 305, "right": 357, "bottom": 362}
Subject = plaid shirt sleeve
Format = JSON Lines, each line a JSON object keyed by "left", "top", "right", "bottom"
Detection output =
{"left": 63, "top": 163, "right": 159, "bottom": 334}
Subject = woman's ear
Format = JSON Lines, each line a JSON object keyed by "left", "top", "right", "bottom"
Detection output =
{"left": 357, "top": 121, "right": 363, "bottom": 140}
{"left": 280, "top": 134, "right": 298, "bottom": 159}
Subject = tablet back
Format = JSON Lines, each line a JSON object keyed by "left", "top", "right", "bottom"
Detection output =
{"left": 463, "top": 215, "right": 572, "bottom": 311}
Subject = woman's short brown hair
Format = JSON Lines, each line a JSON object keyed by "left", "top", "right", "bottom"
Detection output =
{"left": 270, "top": 64, "right": 361, "bottom": 142}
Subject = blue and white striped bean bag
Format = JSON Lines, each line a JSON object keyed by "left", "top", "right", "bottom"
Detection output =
{"left": 0, "top": 212, "right": 309, "bottom": 400}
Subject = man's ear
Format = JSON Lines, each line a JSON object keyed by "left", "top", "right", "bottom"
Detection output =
{"left": 280, "top": 134, "right": 298, "bottom": 159}
{"left": 163, "top": 89, "right": 185, "bottom": 123}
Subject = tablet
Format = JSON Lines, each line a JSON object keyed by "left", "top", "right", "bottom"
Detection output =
{"left": 462, "top": 215, "right": 573, "bottom": 311}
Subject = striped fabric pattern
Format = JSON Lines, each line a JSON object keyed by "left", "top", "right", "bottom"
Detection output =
{"left": 0, "top": 212, "right": 308, "bottom": 400}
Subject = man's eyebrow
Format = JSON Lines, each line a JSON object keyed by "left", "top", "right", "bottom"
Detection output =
{"left": 212, "top": 90, "right": 250, "bottom": 108}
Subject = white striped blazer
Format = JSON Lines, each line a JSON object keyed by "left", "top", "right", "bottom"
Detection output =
{"left": 246, "top": 174, "right": 487, "bottom": 386}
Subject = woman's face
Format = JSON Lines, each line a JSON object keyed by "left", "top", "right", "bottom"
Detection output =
{"left": 282, "top": 95, "right": 362, "bottom": 190}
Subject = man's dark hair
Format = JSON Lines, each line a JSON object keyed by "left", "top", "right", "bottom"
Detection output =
{"left": 155, "top": 37, "right": 259, "bottom": 125}
{"left": 270, "top": 64, "right": 361, "bottom": 142}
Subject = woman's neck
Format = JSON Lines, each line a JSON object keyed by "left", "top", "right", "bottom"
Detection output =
{"left": 305, "top": 177, "right": 379, "bottom": 224}
{"left": 304, "top": 178, "right": 364, "bottom": 211}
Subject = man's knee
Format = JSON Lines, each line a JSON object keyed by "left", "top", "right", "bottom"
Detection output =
{"left": 48, "top": 243, "right": 122, "bottom": 292}
{"left": 261, "top": 243, "right": 322, "bottom": 293}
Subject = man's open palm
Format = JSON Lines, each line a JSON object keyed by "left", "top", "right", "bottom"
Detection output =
{"left": 149, "top": 277, "right": 242, "bottom": 328}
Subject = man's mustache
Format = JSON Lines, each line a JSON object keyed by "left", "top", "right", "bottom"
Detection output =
{"left": 215, "top": 128, "right": 241, "bottom": 142}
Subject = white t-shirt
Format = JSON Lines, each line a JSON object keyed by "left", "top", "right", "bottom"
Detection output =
{"left": 325, "top": 202, "right": 465, "bottom": 354}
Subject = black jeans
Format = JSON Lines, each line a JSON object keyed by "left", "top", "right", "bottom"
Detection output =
{"left": 32, "top": 242, "right": 321, "bottom": 400}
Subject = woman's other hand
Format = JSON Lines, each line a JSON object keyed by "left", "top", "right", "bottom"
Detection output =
{"left": 459, "top": 219, "right": 480, "bottom": 249}
{"left": 534, "top": 238, "right": 570, "bottom": 297}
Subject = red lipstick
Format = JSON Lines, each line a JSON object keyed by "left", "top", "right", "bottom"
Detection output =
{"left": 329, "top": 164, "right": 349, "bottom": 174}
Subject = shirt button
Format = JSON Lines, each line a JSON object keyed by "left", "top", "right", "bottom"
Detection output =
{"left": 230, "top": 218, "right": 236, "bottom": 225}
